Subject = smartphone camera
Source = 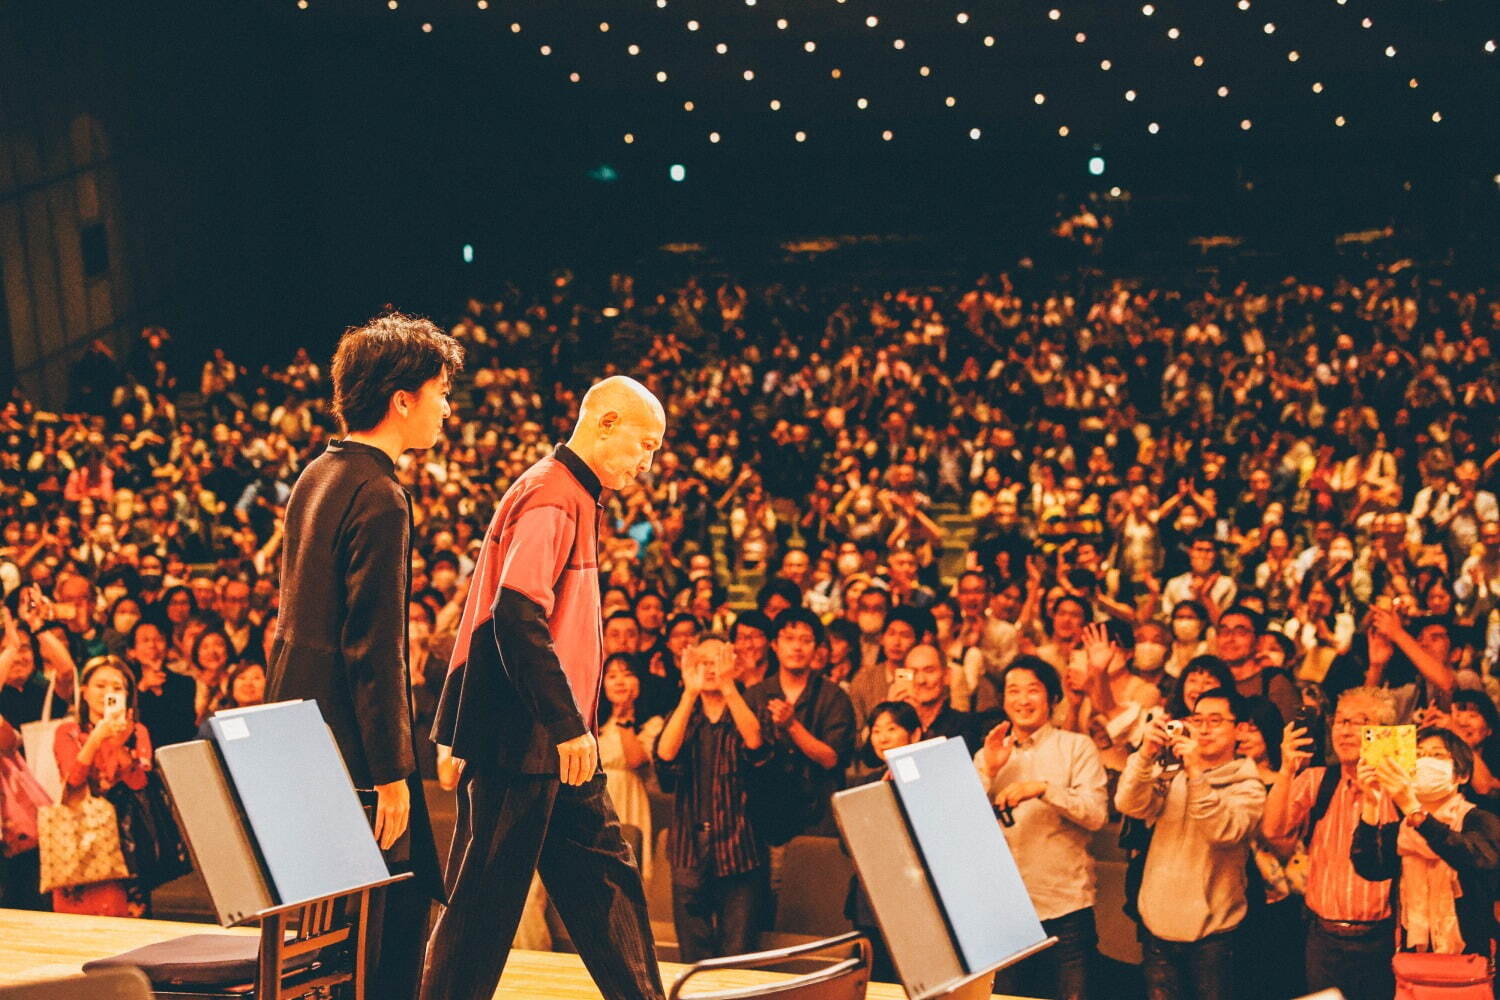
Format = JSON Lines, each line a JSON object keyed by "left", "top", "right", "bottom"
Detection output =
{"left": 103, "top": 691, "right": 124, "bottom": 718}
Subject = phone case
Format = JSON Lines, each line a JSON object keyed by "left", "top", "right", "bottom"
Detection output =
{"left": 1359, "top": 724, "right": 1417, "bottom": 776}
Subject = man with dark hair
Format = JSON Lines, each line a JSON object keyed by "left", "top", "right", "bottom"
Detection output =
{"left": 747, "top": 608, "right": 855, "bottom": 840}
{"left": 732, "top": 610, "right": 776, "bottom": 688}
{"left": 1217, "top": 603, "right": 1299, "bottom": 725}
{"left": 848, "top": 604, "right": 933, "bottom": 732}
{"left": 268, "top": 312, "right": 461, "bottom": 1000}
{"left": 425, "top": 376, "right": 666, "bottom": 1000}
{"left": 1117, "top": 687, "right": 1265, "bottom": 998}
{"left": 129, "top": 618, "right": 196, "bottom": 750}
{"left": 1163, "top": 531, "right": 1236, "bottom": 622}
{"left": 755, "top": 577, "right": 803, "bottom": 621}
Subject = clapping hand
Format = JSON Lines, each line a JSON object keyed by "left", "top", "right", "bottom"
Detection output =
{"left": 768, "top": 698, "right": 795, "bottom": 730}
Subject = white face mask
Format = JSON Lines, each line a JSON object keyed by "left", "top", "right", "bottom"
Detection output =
{"left": 1173, "top": 619, "right": 1204, "bottom": 643}
{"left": 1414, "top": 757, "right": 1457, "bottom": 800}
{"left": 1135, "top": 642, "right": 1167, "bottom": 671}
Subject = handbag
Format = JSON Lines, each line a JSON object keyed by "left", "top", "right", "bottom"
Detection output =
{"left": 20, "top": 676, "right": 75, "bottom": 803}
{"left": 36, "top": 786, "right": 132, "bottom": 893}
{"left": 106, "top": 772, "right": 192, "bottom": 891}
{"left": 1393, "top": 952, "right": 1494, "bottom": 1000}
{"left": 0, "top": 745, "right": 53, "bottom": 856}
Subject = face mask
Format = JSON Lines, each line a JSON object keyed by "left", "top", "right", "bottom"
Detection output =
{"left": 139, "top": 574, "right": 163, "bottom": 591}
{"left": 1135, "top": 641, "right": 1167, "bottom": 671}
{"left": 1414, "top": 757, "right": 1457, "bottom": 800}
{"left": 836, "top": 554, "right": 862, "bottom": 577}
{"left": 1173, "top": 619, "right": 1204, "bottom": 643}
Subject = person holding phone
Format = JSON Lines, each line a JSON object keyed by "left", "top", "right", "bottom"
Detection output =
{"left": 51, "top": 655, "right": 150, "bottom": 917}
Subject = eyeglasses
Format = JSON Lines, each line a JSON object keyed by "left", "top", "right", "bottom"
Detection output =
{"left": 1188, "top": 714, "right": 1237, "bottom": 729}
{"left": 1332, "top": 716, "right": 1378, "bottom": 729}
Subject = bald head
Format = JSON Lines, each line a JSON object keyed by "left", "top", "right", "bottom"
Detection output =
{"left": 568, "top": 376, "right": 667, "bottom": 490}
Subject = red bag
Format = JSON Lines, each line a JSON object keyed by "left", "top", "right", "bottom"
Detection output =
{"left": 1394, "top": 953, "right": 1494, "bottom": 1000}
{"left": 0, "top": 745, "right": 53, "bottom": 856}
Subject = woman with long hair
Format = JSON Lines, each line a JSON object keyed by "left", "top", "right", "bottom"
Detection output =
{"left": 51, "top": 655, "right": 151, "bottom": 917}
{"left": 595, "top": 653, "right": 665, "bottom": 884}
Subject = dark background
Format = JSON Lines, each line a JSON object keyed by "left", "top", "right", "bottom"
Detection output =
{"left": 7, "top": 0, "right": 1500, "bottom": 370}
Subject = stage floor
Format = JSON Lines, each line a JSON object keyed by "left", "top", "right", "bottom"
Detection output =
{"left": 0, "top": 909, "right": 1027, "bottom": 998}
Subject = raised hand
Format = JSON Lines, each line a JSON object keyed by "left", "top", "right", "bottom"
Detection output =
{"left": 1280, "top": 722, "right": 1315, "bottom": 774}
{"left": 981, "top": 720, "right": 1014, "bottom": 774}
{"left": 1081, "top": 622, "right": 1115, "bottom": 676}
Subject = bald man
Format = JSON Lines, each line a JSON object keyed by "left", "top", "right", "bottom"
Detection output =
{"left": 423, "top": 377, "right": 667, "bottom": 1000}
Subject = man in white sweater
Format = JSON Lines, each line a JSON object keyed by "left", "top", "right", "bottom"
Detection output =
{"left": 1116, "top": 687, "right": 1266, "bottom": 998}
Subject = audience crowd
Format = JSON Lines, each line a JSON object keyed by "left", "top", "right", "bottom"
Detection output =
{"left": 3, "top": 260, "right": 1500, "bottom": 998}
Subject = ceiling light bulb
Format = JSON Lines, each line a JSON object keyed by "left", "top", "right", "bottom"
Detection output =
{"left": 709, "top": 132, "right": 720, "bottom": 143}
{"left": 1049, "top": 9, "right": 1061, "bottom": 21}
{"left": 1288, "top": 50, "right": 1300, "bottom": 61}
{"left": 716, "top": 42, "right": 728, "bottom": 54}
{"left": 1148, "top": 122, "right": 1160, "bottom": 133}
{"left": 882, "top": 130, "right": 894, "bottom": 140}
{"left": 946, "top": 96, "right": 956, "bottom": 107}
{"left": 866, "top": 15, "right": 878, "bottom": 27}
{"left": 1218, "top": 85, "right": 1229, "bottom": 97}
{"left": 1058, "top": 125, "right": 1070, "bottom": 136}
{"left": 893, "top": 38, "right": 905, "bottom": 49}
{"left": 1125, "top": 89, "right": 1137, "bottom": 101}
{"left": 1168, "top": 27, "right": 1180, "bottom": 39}
{"left": 1312, "top": 81, "right": 1323, "bottom": 93}
{"left": 1240, "top": 118, "right": 1252, "bottom": 130}
{"left": 1141, "top": 4, "right": 1154, "bottom": 15}
{"left": 1075, "top": 32, "right": 1087, "bottom": 43}
{"left": 1100, "top": 59, "right": 1112, "bottom": 70}
{"left": 804, "top": 40, "right": 816, "bottom": 52}
{"left": 628, "top": 44, "right": 640, "bottom": 55}
{"left": 1335, "top": 116, "right": 1346, "bottom": 126}
{"left": 743, "top": 70, "right": 754, "bottom": 80}
{"left": 1034, "top": 93, "right": 1046, "bottom": 104}
{"left": 686, "top": 19, "right": 698, "bottom": 30}
{"left": 956, "top": 12, "right": 969, "bottom": 24}
{"left": 769, "top": 98, "right": 781, "bottom": 110}
{"left": 795, "top": 130, "right": 807, "bottom": 142}
{"left": 1193, "top": 55, "right": 1205, "bottom": 66}
{"left": 969, "top": 127, "right": 982, "bottom": 140}
{"left": 983, "top": 35, "right": 995, "bottom": 46}
{"left": 857, "top": 97, "right": 868, "bottom": 109}
{"left": 598, "top": 21, "right": 609, "bottom": 32}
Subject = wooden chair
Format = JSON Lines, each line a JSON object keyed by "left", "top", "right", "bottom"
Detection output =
{"left": 84, "top": 879, "right": 397, "bottom": 1000}
{"left": 668, "top": 932, "right": 871, "bottom": 1000}
{"left": 0, "top": 968, "right": 153, "bottom": 1000}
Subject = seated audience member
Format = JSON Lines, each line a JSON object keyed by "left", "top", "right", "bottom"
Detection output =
{"left": 1353, "top": 726, "right": 1500, "bottom": 956}
{"left": 655, "top": 635, "right": 773, "bottom": 961}
{"left": 844, "top": 700, "right": 922, "bottom": 982}
{"left": 1116, "top": 687, "right": 1266, "bottom": 999}
{"left": 976, "top": 656, "right": 1108, "bottom": 1000}
{"left": 747, "top": 608, "right": 855, "bottom": 840}
{"left": 1262, "top": 686, "right": 1402, "bottom": 999}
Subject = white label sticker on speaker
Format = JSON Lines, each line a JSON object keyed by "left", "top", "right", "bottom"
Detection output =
{"left": 219, "top": 718, "right": 250, "bottom": 741}
{"left": 893, "top": 756, "right": 919, "bottom": 783}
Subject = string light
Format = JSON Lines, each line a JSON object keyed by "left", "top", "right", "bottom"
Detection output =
{"left": 386, "top": 0, "right": 396, "bottom": 8}
{"left": 804, "top": 40, "right": 817, "bottom": 52}
{"left": 893, "top": 38, "right": 905, "bottom": 49}
{"left": 598, "top": 22, "right": 609, "bottom": 32}
{"left": 1218, "top": 85, "right": 1230, "bottom": 97}
{"left": 476, "top": 0, "right": 486, "bottom": 8}
{"left": 882, "top": 130, "right": 894, "bottom": 140}
{"left": 296, "top": 0, "right": 307, "bottom": 9}
{"left": 539, "top": 43, "right": 551, "bottom": 55}
{"left": 1240, "top": 118, "right": 1252, "bottom": 130}
{"left": 969, "top": 127, "right": 982, "bottom": 140}
{"left": 983, "top": 35, "right": 995, "bottom": 47}
{"left": 1100, "top": 59, "right": 1112, "bottom": 70}
{"left": 1237, "top": 0, "right": 1249, "bottom": 9}
{"left": 1125, "top": 89, "right": 1137, "bottom": 101}
{"left": 569, "top": 71, "right": 580, "bottom": 82}
{"left": 716, "top": 42, "right": 728, "bottom": 54}
{"left": 920, "top": 65, "right": 932, "bottom": 75}
{"left": 1361, "top": 18, "right": 1372, "bottom": 29}
{"left": 684, "top": 100, "right": 695, "bottom": 110}
{"left": 1487, "top": 40, "right": 1497, "bottom": 53}
{"left": 1141, "top": 4, "right": 1154, "bottom": 15}
{"left": 794, "top": 130, "right": 807, "bottom": 142}
{"left": 743, "top": 69, "right": 755, "bottom": 80}
{"left": 1409, "top": 78, "right": 1419, "bottom": 88}
{"left": 1287, "top": 50, "right": 1300, "bottom": 62}
{"left": 1075, "top": 32, "right": 1087, "bottom": 43}
{"left": 656, "top": 70, "right": 667, "bottom": 81}
{"left": 945, "top": 96, "right": 957, "bottom": 107}
{"left": 709, "top": 131, "right": 721, "bottom": 143}
{"left": 1048, "top": 9, "right": 1062, "bottom": 21}
{"left": 865, "top": 15, "right": 878, "bottom": 27}
{"left": 686, "top": 19, "right": 699, "bottom": 31}
{"left": 1431, "top": 111, "right": 1442, "bottom": 122}
{"left": 856, "top": 97, "right": 869, "bottom": 109}
{"left": 1167, "top": 27, "right": 1180, "bottom": 39}
{"left": 509, "top": 21, "right": 520, "bottom": 32}
{"left": 1263, "top": 22, "right": 1275, "bottom": 34}
{"left": 1148, "top": 122, "right": 1160, "bottom": 133}
{"left": 623, "top": 133, "right": 635, "bottom": 144}
{"left": 1384, "top": 45, "right": 1396, "bottom": 57}
{"left": 776, "top": 18, "right": 788, "bottom": 29}
{"left": 1335, "top": 115, "right": 1346, "bottom": 126}
{"left": 956, "top": 12, "right": 969, "bottom": 24}
{"left": 769, "top": 99, "right": 781, "bottom": 110}
{"left": 1193, "top": 55, "right": 1205, "bottom": 66}
{"left": 628, "top": 44, "right": 640, "bottom": 55}
{"left": 656, "top": 0, "right": 666, "bottom": 7}
{"left": 831, "top": 68, "right": 842, "bottom": 78}
{"left": 1058, "top": 125, "right": 1070, "bottom": 136}
{"left": 1034, "top": 93, "right": 1047, "bottom": 105}
{"left": 1312, "top": 81, "right": 1324, "bottom": 93}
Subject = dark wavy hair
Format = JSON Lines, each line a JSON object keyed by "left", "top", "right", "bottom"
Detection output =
{"left": 331, "top": 312, "right": 464, "bottom": 433}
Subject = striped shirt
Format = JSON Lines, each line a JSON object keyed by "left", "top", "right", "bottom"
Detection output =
{"left": 656, "top": 702, "right": 773, "bottom": 878}
{"left": 1269, "top": 765, "right": 1397, "bottom": 922}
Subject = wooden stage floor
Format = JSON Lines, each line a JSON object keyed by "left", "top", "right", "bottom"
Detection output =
{"left": 0, "top": 909, "right": 1027, "bottom": 998}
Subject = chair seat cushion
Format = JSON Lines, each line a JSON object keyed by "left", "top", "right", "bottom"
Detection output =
{"left": 82, "top": 933, "right": 314, "bottom": 987}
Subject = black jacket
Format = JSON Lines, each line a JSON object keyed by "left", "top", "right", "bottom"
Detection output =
{"left": 266, "top": 439, "right": 441, "bottom": 899}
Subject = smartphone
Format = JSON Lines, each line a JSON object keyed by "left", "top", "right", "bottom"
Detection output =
{"left": 894, "top": 667, "right": 915, "bottom": 685}
{"left": 1360, "top": 724, "right": 1417, "bottom": 777}
{"left": 103, "top": 691, "right": 125, "bottom": 718}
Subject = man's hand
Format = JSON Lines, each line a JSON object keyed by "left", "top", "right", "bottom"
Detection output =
{"left": 995, "top": 781, "right": 1048, "bottom": 810}
{"left": 372, "top": 778, "right": 410, "bottom": 851}
{"left": 557, "top": 731, "right": 599, "bottom": 786}
{"left": 1173, "top": 729, "right": 1204, "bottom": 776}
{"left": 1140, "top": 717, "right": 1172, "bottom": 763}
{"left": 1081, "top": 622, "right": 1115, "bottom": 677}
{"left": 768, "top": 698, "right": 795, "bottom": 730}
{"left": 980, "top": 721, "right": 1014, "bottom": 774}
{"left": 1280, "top": 722, "right": 1315, "bottom": 775}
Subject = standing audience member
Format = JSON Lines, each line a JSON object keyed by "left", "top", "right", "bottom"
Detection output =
{"left": 1116, "top": 688, "right": 1266, "bottom": 999}
{"left": 977, "top": 656, "right": 1109, "bottom": 1000}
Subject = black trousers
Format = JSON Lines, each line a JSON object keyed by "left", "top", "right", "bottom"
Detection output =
{"left": 366, "top": 876, "right": 431, "bottom": 1000}
{"left": 419, "top": 767, "right": 664, "bottom": 1000}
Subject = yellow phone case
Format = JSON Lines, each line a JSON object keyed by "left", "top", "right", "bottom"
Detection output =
{"left": 1359, "top": 724, "right": 1417, "bottom": 777}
